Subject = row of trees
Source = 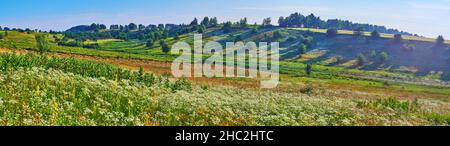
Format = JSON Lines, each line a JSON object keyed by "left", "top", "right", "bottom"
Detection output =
{"left": 326, "top": 28, "right": 446, "bottom": 46}
{"left": 278, "top": 12, "right": 414, "bottom": 36}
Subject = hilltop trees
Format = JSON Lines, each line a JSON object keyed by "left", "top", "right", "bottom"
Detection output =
{"left": 201, "top": 17, "right": 210, "bottom": 26}
{"left": 437, "top": 35, "right": 445, "bottom": 46}
{"left": 277, "top": 12, "right": 413, "bottom": 36}
{"left": 238, "top": 17, "right": 248, "bottom": 28}
{"left": 262, "top": 18, "right": 272, "bottom": 27}
{"left": 35, "top": 34, "right": 51, "bottom": 54}
{"left": 209, "top": 17, "right": 218, "bottom": 26}
{"left": 127, "top": 23, "right": 138, "bottom": 31}
{"left": 190, "top": 18, "right": 199, "bottom": 26}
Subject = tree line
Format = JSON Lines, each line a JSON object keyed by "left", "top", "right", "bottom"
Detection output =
{"left": 278, "top": 12, "right": 415, "bottom": 36}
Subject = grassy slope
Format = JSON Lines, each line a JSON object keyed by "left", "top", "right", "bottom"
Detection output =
{"left": 1, "top": 29, "right": 450, "bottom": 101}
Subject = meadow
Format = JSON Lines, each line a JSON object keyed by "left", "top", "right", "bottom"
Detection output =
{"left": 0, "top": 26, "right": 449, "bottom": 126}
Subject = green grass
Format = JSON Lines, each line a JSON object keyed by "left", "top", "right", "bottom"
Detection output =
{"left": 0, "top": 66, "right": 447, "bottom": 126}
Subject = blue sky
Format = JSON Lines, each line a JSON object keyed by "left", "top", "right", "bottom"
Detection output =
{"left": 0, "top": 0, "right": 449, "bottom": 37}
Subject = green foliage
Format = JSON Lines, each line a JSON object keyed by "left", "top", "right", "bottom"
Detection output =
{"left": 160, "top": 40, "right": 170, "bottom": 53}
{"left": 394, "top": 34, "right": 403, "bottom": 43}
{"left": 35, "top": 34, "right": 50, "bottom": 54}
{"left": 262, "top": 17, "right": 272, "bottom": 27}
{"left": 370, "top": 50, "right": 377, "bottom": 58}
{"left": 371, "top": 30, "right": 381, "bottom": 39}
{"left": 146, "top": 39, "right": 154, "bottom": 48}
{"left": 436, "top": 35, "right": 445, "bottom": 46}
{"left": 378, "top": 52, "right": 389, "bottom": 63}
{"left": 353, "top": 27, "right": 364, "bottom": 36}
{"left": 305, "top": 64, "right": 312, "bottom": 76}
{"left": 356, "top": 53, "right": 367, "bottom": 66}
{"left": 299, "top": 43, "right": 307, "bottom": 55}
{"left": 251, "top": 27, "right": 259, "bottom": 34}
{"left": 272, "top": 30, "right": 284, "bottom": 40}
{"left": 0, "top": 53, "right": 158, "bottom": 86}
{"left": 358, "top": 97, "right": 420, "bottom": 112}
{"left": 222, "top": 22, "right": 233, "bottom": 33}
{"left": 326, "top": 28, "right": 338, "bottom": 37}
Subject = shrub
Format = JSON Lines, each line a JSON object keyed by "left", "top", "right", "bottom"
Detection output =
{"left": 436, "top": 35, "right": 445, "bottom": 46}
{"left": 326, "top": 28, "right": 338, "bottom": 37}
{"left": 356, "top": 53, "right": 367, "bottom": 66}
{"left": 371, "top": 30, "right": 380, "bottom": 39}
{"left": 378, "top": 52, "right": 388, "bottom": 63}
{"left": 394, "top": 34, "right": 402, "bottom": 43}
{"left": 35, "top": 34, "right": 51, "bottom": 54}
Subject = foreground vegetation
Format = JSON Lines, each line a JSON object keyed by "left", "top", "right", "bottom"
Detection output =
{"left": 1, "top": 67, "right": 449, "bottom": 126}
{"left": 0, "top": 53, "right": 448, "bottom": 126}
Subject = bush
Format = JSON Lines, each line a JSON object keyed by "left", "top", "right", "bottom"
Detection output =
{"left": 436, "top": 35, "right": 445, "bottom": 46}
{"left": 356, "top": 53, "right": 367, "bottom": 66}
{"left": 353, "top": 27, "right": 364, "bottom": 36}
{"left": 378, "top": 52, "right": 388, "bottom": 63}
{"left": 371, "top": 30, "right": 380, "bottom": 39}
{"left": 394, "top": 34, "right": 402, "bottom": 43}
{"left": 82, "top": 43, "right": 100, "bottom": 49}
{"left": 326, "top": 28, "right": 338, "bottom": 37}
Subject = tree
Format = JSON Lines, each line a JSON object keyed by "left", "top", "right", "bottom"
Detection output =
{"left": 326, "top": 28, "right": 338, "bottom": 37}
{"left": 299, "top": 43, "right": 307, "bottom": 54}
{"left": 201, "top": 17, "right": 210, "bottom": 26}
{"left": 209, "top": 17, "right": 218, "bottom": 26}
{"left": 354, "top": 27, "right": 364, "bottom": 36}
{"left": 251, "top": 27, "right": 258, "bottom": 34}
{"left": 394, "top": 34, "right": 402, "bottom": 43}
{"left": 437, "top": 35, "right": 445, "bottom": 46}
{"left": 239, "top": 17, "right": 248, "bottom": 28}
{"left": 356, "top": 53, "right": 367, "bottom": 66}
{"left": 146, "top": 39, "right": 154, "bottom": 48}
{"left": 128, "top": 23, "right": 138, "bottom": 30}
{"left": 278, "top": 16, "right": 286, "bottom": 27}
{"left": 262, "top": 17, "right": 272, "bottom": 27}
{"left": 378, "top": 52, "right": 388, "bottom": 63}
{"left": 305, "top": 64, "right": 312, "bottom": 76}
{"left": 35, "top": 34, "right": 51, "bottom": 55}
{"left": 370, "top": 50, "right": 377, "bottom": 58}
{"left": 371, "top": 30, "right": 380, "bottom": 39}
{"left": 222, "top": 21, "right": 232, "bottom": 33}
{"left": 197, "top": 25, "right": 206, "bottom": 33}
{"left": 272, "top": 30, "right": 284, "bottom": 41}
{"left": 190, "top": 18, "right": 198, "bottom": 26}
{"left": 160, "top": 40, "right": 170, "bottom": 53}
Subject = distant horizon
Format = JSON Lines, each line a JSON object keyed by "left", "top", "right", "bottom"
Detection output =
{"left": 1, "top": 0, "right": 449, "bottom": 38}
